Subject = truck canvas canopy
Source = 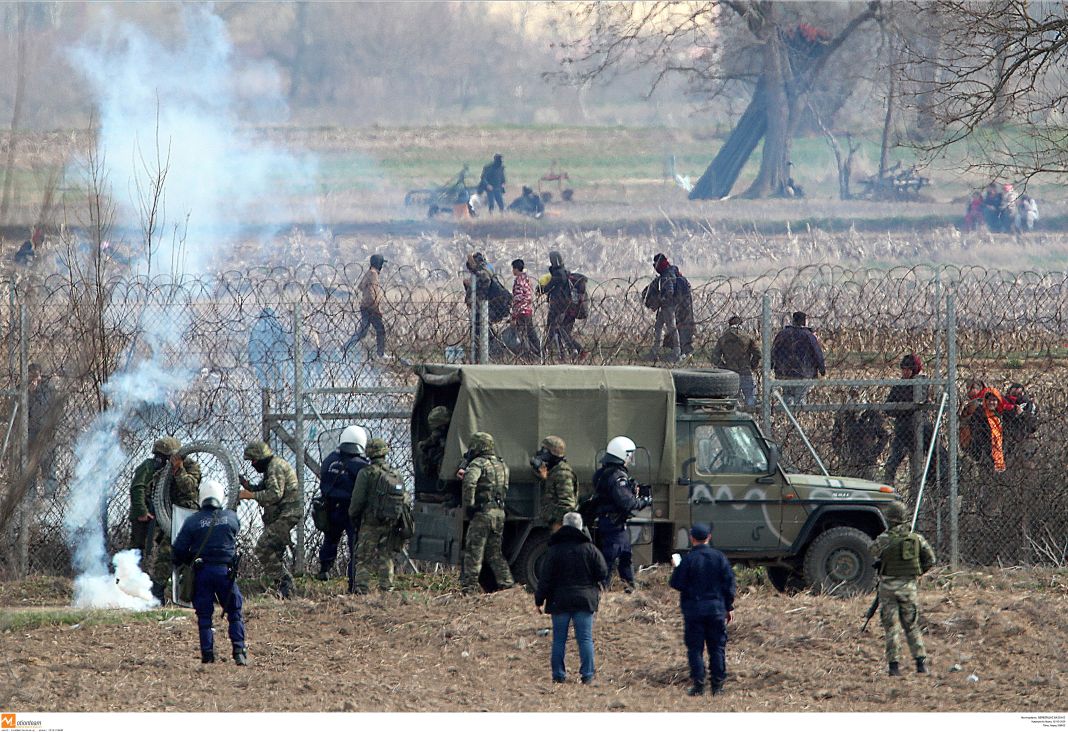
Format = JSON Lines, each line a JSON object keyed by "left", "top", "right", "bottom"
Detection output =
{"left": 414, "top": 364, "right": 677, "bottom": 486}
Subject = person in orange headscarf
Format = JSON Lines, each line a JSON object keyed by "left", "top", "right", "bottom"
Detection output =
{"left": 964, "top": 389, "right": 1007, "bottom": 473}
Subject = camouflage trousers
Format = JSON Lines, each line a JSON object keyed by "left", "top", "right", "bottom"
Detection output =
{"left": 879, "top": 577, "right": 927, "bottom": 663}
{"left": 353, "top": 521, "right": 395, "bottom": 592}
{"left": 150, "top": 528, "right": 176, "bottom": 589}
{"left": 255, "top": 515, "right": 298, "bottom": 586}
{"left": 461, "top": 508, "right": 514, "bottom": 591}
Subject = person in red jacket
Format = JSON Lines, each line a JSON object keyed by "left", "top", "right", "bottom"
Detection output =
{"left": 510, "top": 259, "right": 540, "bottom": 357}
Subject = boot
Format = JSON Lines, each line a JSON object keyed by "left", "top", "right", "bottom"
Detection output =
{"left": 316, "top": 570, "right": 329, "bottom": 582}
{"left": 688, "top": 682, "right": 704, "bottom": 697}
{"left": 710, "top": 680, "right": 724, "bottom": 696}
{"left": 278, "top": 576, "right": 294, "bottom": 600}
{"left": 233, "top": 648, "right": 248, "bottom": 666}
{"left": 916, "top": 657, "right": 929, "bottom": 674}
{"left": 888, "top": 662, "right": 902, "bottom": 677}
{"left": 201, "top": 650, "right": 215, "bottom": 664}
{"left": 623, "top": 580, "right": 636, "bottom": 594}
{"left": 150, "top": 581, "right": 166, "bottom": 605}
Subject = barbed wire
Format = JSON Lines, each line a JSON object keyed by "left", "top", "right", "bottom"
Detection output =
{"left": 0, "top": 261, "right": 1065, "bottom": 577}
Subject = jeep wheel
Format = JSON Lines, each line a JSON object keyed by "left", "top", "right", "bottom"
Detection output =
{"left": 513, "top": 530, "right": 551, "bottom": 589}
{"left": 672, "top": 368, "right": 740, "bottom": 398}
{"left": 766, "top": 565, "right": 806, "bottom": 594}
{"left": 802, "top": 527, "right": 876, "bottom": 596}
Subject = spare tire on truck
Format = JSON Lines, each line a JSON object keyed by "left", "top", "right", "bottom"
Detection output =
{"left": 672, "top": 368, "right": 740, "bottom": 398}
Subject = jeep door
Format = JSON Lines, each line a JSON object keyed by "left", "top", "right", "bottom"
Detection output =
{"left": 683, "top": 422, "right": 785, "bottom": 551}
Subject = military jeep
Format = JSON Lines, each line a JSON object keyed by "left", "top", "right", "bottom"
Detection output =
{"left": 408, "top": 364, "right": 898, "bottom": 595}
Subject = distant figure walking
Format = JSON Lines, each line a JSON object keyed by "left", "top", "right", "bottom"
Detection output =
{"left": 479, "top": 154, "right": 507, "bottom": 214}
{"left": 344, "top": 254, "right": 388, "bottom": 360}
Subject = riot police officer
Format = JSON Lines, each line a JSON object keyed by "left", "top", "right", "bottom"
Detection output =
{"left": 317, "top": 425, "right": 370, "bottom": 590}
{"left": 592, "top": 436, "right": 650, "bottom": 593}
{"left": 173, "top": 479, "right": 247, "bottom": 666}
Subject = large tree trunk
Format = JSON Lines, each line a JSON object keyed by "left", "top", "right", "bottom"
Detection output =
{"left": 688, "top": 82, "right": 768, "bottom": 200}
{"left": 744, "top": 31, "right": 791, "bottom": 198}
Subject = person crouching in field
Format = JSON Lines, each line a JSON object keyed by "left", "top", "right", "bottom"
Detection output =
{"left": 173, "top": 479, "right": 247, "bottom": 666}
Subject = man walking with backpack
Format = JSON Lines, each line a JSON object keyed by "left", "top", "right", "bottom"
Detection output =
{"left": 540, "top": 250, "right": 583, "bottom": 359}
{"left": 645, "top": 253, "right": 684, "bottom": 362}
{"left": 348, "top": 438, "right": 411, "bottom": 594}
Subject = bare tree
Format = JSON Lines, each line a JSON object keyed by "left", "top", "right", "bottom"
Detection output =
{"left": 901, "top": 0, "right": 1068, "bottom": 181}
{"left": 549, "top": 1, "right": 880, "bottom": 199}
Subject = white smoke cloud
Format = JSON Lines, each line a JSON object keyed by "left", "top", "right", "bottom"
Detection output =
{"left": 68, "top": 4, "right": 318, "bottom": 273}
{"left": 61, "top": 6, "right": 312, "bottom": 608}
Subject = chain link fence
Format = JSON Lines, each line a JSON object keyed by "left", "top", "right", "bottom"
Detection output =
{"left": 0, "top": 262, "right": 1064, "bottom": 579}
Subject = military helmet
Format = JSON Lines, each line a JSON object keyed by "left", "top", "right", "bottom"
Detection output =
{"left": 427, "top": 406, "right": 452, "bottom": 430}
{"left": 243, "top": 440, "right": 273, "bottom": 461}
{"left": 885, "top": 501, "right": 909, "bottom": 524}
{"left": 365, "top": 438, "right": 389, "bottom": 459}
{"left": 541, "top": 435, "right": 566, "bottom": 458}
{"left": 469, "top": 431, "right": 495, "bottom": 454}
{"left": 152, "top": 436, "right": 180, "bottom": 457}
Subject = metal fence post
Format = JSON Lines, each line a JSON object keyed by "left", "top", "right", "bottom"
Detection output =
{"left": 761, "top": 294, "right": 772, "bottom": 436}
{"left": 479, "top": 300, "right": 490, "bottom": 364}
{"left": 292, "top": 303, "right": 306, "bottom": 575}
{"left": 469, "top": 272, "right": 477, "bottom": 364}
{"left": 17, "top": 304, "right": 28, "bottom": 578}
{"left": 946, "top": 293, "right": 959, "bottom": 569}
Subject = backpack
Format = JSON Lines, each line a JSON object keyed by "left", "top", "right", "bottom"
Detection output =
{"left": 642, "top": 278, "right": 661, "bottom": 310}
{"left": 567, "top": 272, "right": 589, "bottom": 319}
{"left": 487, "top": 277, "right": 512, "bottom": 323}
{"left": 369, "top": 465, "right": 409, "bottom": 526}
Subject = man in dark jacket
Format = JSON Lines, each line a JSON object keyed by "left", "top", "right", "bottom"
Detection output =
{"left": 646, "top": 253, "right": 682, "bottom": 362}
{"left": 669, "top": 523, "right": 735, "bottom": 696}
{"left": 479, "top": 153, "right": 506, "bottom": 213}
{"left": 535, "top": 512, "right": 608, "bottom": 684}
{"left": 593, "top": 436, "right": 650, "bottom": 592}
{"left": 771, "top": 311, "right": 826, "bottom": 405}
{"left": 883, "top": 354, "right": 928, "bottom": 487}
{"left": 173, "top": 479, "right": 247, "bottom": 666}
{"left": 316, "top": 425, "right": 370, "bottom": 591}
{"left": 831, "top": 391, "right": 889, "bottom": 481}
{"left": 540, "top": 250, "right": 582, "bottom": 358}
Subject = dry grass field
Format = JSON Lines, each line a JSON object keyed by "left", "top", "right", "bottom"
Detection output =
{"left": 1, "top": 567, "right": 1066, "bottom": 713}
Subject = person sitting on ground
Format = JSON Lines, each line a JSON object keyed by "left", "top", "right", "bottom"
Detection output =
{"left": 508, "top": 186, "right": 545, "bottom": 218}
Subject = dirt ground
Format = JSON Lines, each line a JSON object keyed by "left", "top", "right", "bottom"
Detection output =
{"left": 1, "top": 566, "right": 1065, "bottom": 713}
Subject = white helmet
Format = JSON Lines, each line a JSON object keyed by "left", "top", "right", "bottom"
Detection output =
{"left": 339, "top": 425, "right": 369, "bottom": 455}
{"left": 605, "top": 436, "right": 637, "bottom": 464}
{"left": 199, "top": 479, "right": 226, "bottom": 510}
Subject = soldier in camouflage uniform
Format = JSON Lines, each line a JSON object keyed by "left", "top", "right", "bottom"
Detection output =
{"left": 869, "top": 501, "right": 936, "bottom": 676}
{"left": 128, "top": 437, "right": 184, "bottom": 566}
{"left": 533, "top": 435, "right": 577, "bottom": 531}
{"left": 239, "top": 440, "right": 300, "bottom": 599}
{"left": 149, "top": 446, "right": 203, "bottom": 603}
{"left": 417, "top": 406, "right": 452, "bottom": 501}
{"left": 460, "top": 431, "right": 515, "bottom": 593}
{"left": 348, "top": 438, "right": 408, "bottom": 594}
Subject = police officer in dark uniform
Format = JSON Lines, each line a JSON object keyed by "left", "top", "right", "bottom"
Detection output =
{"left": 173, "top": 479, "right": 247, "bottom": 666}
{"left": 670, "top": 523, "right": 735, "bottom": 696}
{"left": 317, "top": 425, "right": 370, "bottom": 591}
{"left": 592, "top": 435, "right": 650, "bottom": 593}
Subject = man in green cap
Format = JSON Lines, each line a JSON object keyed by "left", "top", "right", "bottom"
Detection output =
{"left": 869, "top": 501, "right": 936, "bottom": 676}
{"left": 239, "top": 440, "right": 300, "bottom": 599}
{"left": 460, "top": 431, "right": 515, "bottom": 593}
{"left": 148, "top": 443, "right": 202, "bottom": 604}
{"left": 418, "top": 406, "right": 452, "bottom": 488}
{"left": 129, "top": 438, "right": 201, "bottom": 602}
{"left": 348, "top": 438, "right": 410, "bottom": 594}
{"left": 532, "top": 435, "right": 576, "bottom": 532}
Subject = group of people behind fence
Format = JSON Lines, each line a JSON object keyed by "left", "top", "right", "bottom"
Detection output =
{"left": 962, "top": 181, "right": 1039, "bottom": 234}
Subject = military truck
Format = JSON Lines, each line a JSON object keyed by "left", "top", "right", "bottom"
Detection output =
{"left": 409, "top": 364, "right": 898, "bottom": 595}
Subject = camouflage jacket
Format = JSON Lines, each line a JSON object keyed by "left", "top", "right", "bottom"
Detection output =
{"left": 462, "top": 452, "right": 509, "bottom": 512}
{"left": 712, "top": 327, "right": 761, "bottom": 373}
{"left": 348, "top": 457, "right": 397, "bottom": 525}
{"left": 417, "top": 427, "right": 448, "bottom": 479}
{"left": 170, "top": 457, "right": 203, "bottom": 510}
{"left": 251, "top": 456, "right": 301, "bottom": 524}
{"left": 129, "top": 458, "right": 163, "bottom": 520}
{"left": 540, "top": 459, "right": 577, "bottom": 523}
{"left": 870, "top": 523, "right": 936, "bottom": 579}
